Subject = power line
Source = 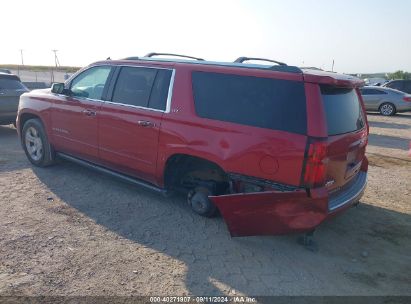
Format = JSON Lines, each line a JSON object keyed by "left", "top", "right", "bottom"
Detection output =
{"left": 52, "top": 49, "right": 60, "bottom": 68}
{"left": 20, "top": 49, "right": 24, "bottom": 65}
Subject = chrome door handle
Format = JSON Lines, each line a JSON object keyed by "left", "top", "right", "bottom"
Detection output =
{"left": 137, "top": 120, "right": 155, "bottom": 127}
{"left": 82, "top": 109, "right": 96, "bottom": 116}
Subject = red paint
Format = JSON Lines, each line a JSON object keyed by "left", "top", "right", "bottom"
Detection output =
{"left": 210, "top": 190, "right": 329, "bottom": 236}
{"left": 17, "top": 59, "right": 369, "bottom": 236}
{"left": 97, "top": 102, "right": 164, "bottom": 184}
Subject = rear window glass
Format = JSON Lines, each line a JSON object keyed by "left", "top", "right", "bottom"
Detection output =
{"left": 321, "top": 86, "right": 365, "bottom": 136}
{"left": 0, "top": 78, "right": 26, "bottom": 90}
{"left": 192, "top": 72, "right": 307, "bottom": 134}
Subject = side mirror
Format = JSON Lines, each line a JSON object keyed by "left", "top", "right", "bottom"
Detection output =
{"left": 51, "top": 83, "right": 66, "bottom": 94}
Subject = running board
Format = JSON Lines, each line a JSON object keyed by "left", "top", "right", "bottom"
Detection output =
{"left": 56, "top": 153, "right": 167, "bottom": 195}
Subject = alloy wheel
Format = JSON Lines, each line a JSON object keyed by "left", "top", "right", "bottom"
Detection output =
{"left": 380, "top": 104, "right": 394, "bottom": 116}
{"left": 25, "top": 126, "right": 43, "bottom": 161}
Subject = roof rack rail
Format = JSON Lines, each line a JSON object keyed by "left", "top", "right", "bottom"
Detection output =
{"left": 144, "top": 52, "right": 205, "bottom": 61}
{"left": 234, "top": 57, "right": 287, "bottom": 66}
{"left": 123, "top": 56, "right": 140, "bottom": 60}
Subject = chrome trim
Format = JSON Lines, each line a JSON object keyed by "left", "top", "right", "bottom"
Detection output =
{"left": 103, "top": 100, "right": 166, "bottom": 113}
{"left": 328, "top": 171, "right": 367, "bottom": 212}
{"left": 165, "top": 69, "right": 176, "bottom": 113}
{"left": 73, "top": 96, "right": 105, "bottom": 103}
{"left": 63, "top": 64, "right": 176, "bottom": 113}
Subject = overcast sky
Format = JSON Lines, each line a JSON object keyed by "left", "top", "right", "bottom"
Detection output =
{"left": 1, "top": 0, "right": 410, "bottom": 73}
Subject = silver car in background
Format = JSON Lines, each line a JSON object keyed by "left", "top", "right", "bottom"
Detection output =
{"left": 360, "top": 86, "right": 411, "bottom": 116}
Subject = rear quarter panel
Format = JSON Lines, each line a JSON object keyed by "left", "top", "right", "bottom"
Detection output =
{"left": 156, "top": 66, "right": 307, "bottom": 187}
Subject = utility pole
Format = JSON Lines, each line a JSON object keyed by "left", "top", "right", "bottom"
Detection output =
{"left": 52, "top": 50, "right": 60, "bottom": 68}
{"left": 20, "top": 49, "right": 24, "bottom": 65}
{"left": 331, "top": 59, "right": 335, "bottom": 72}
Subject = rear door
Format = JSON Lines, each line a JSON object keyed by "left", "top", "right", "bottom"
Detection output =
{"left": 98, "top": 66, "right": 173, "bottom": 184}
{"left": 360, "top": 88, "right": 386, "bottom": 110}
{"left": 0, "top": 77, "right": 28, "bottom": 123}
{"left": 320, "top": 86, "right": 368, "bottom": 194}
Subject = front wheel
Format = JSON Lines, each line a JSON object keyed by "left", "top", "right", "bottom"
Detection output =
{"left": 22, "top": 118, "right": 55, "bottom": 167}
{"left": 379, "top": 103, "right": 396, "bottom": 116}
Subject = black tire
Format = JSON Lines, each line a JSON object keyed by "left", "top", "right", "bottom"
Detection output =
{"left": 188, "top": 187, "right": 218, "bottom": 218}
{"left": 379, "top": 103, "right": 396, "bottom": 116}
{"left": 22, "top": 118, "right": 55, "bottom": 167}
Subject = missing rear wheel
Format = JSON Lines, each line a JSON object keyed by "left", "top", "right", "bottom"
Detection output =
{"left": 187, "top": 187, "right": 217, "bottom": 218}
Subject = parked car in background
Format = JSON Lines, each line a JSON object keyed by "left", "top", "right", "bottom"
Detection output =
{"left": 0, "top": 68, "right": 12, "bottom": 74}
{"left": 0, "top": 73, "right": 29, "bottom": 126}
{"left": 360, "top": 86, "right": 411, "bottom": 116}
{"left": 383, "top": 80, "right": 411, "bottom": 94}
{"left": 364, "top": 77, "right": 387, "bottom": 86}
{"left": 17, "top": 53, "right": 368, "bottom": 237}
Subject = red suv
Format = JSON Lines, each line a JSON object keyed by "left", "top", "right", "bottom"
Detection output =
{"left": 17, "top": 53, "right": 368, "bottom": 237}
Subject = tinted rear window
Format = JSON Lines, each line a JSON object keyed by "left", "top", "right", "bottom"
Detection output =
{"left": 321, "top": 86, "right": 365, "bottom": 136}
{"left": 192, "top": 72, "right": 307, "bottom": 134}
{"left": 0, "top": 78, "right": 26, "bottom": 90}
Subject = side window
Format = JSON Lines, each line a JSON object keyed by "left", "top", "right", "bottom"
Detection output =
{"left": 148, "top": 69, "right": 172, "bottom": 110}
{"left": 362, "top": 89, "right": 387, "bottom": 95}
{"left": 111, "top": 67, "right": 157, "bottom": 107}
{"left": 375, "top": 90, "right": 387, "bottom": 95}
{"left": 404, "top": 81, "right": 411, "bottom": 93}
{"left": 192, "top": 71, "right": 307, "bottom": 134}
{"left": 70, "top": 66, "right": 112, "bottom": 100}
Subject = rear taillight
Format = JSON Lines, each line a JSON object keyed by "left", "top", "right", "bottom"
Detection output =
{"left": 403, "top": 96, "right": 411, "bottom": 102}
{"left": 303, "top": 139, "right": 328, "bottom": 188}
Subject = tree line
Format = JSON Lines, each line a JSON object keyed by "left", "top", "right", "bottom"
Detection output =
{"left": 388, "top": 70, "right": 411, "bottom": 80}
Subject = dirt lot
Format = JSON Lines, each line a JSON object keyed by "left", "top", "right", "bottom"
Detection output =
{"left": 0, "top": 113, "right": 410, "bottom": 296}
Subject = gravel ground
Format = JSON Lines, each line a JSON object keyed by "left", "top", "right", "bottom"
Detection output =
{"left": 0, "top": 113, "right": 410, "bottom": 296}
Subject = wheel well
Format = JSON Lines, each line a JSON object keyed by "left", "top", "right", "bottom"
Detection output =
{"left": 164, "top": 154, "right": 229, "bottom": 195}
{"left": 19, "top": 113, "right": 40, "bottom": 133}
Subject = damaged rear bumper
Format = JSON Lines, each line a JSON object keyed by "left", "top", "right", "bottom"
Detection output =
{"left": 210, "top": 171, "right": 367, "bottom": 237}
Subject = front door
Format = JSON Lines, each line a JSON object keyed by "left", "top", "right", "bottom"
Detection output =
{"left": 98, "top": 66, "right": 173, "bottom": 184}
{"left": 51, "top": 65, "right": 112, "bottom": 162}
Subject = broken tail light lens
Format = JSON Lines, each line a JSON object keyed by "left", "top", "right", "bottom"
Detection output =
{"left": 303, "top": 140, "right": 328, "bottom": 188}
